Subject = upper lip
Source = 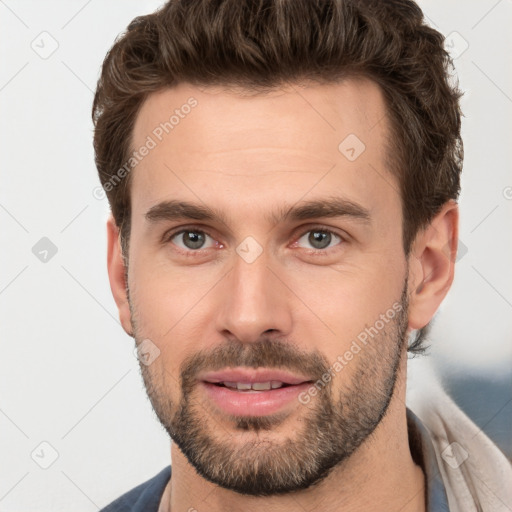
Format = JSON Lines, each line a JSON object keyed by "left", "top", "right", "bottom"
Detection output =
{"left": 199, "top": 367, "right": 313, "bottom": 385}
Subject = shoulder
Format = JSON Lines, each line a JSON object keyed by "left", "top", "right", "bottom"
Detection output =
{"left": 100, "top": 465, "right": 172, "bottom": 512}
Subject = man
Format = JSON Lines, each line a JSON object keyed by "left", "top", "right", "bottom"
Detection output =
{"left": 93, "top": 1, "right": 512, "bottom": 511}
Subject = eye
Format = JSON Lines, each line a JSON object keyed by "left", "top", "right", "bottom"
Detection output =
{"left": 294, "top": 227, "right": 344, "bottom": 252}
{"left": 167, "top": 229, "right": 217, "bottom": 252}
{"left": 164, "top": 226, "right": 345, "bottom": 256}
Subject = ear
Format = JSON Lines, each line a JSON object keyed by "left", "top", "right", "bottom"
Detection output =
{"left": 407, "top": 200, "right": 459, "bottom": 330}
{"left": 106, "top": 215, "right": 134, "bottom": 336}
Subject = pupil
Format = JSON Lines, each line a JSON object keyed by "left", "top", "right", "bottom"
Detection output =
{"left": 309, "top": 231, "right": 330, "bottom": 249}
{"left": 184, "top": 231, "right": 205, "bottom": 249}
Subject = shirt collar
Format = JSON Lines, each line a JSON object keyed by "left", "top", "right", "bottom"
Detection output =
{"left": 407, "top": 408, "right": 450, "bottom": 511}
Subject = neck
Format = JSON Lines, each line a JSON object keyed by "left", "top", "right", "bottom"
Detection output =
{"left": 165, "top": 357, "right": 425, "bottom": 512}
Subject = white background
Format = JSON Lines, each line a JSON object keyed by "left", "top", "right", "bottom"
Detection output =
{"left": 1, "top": 0, "right": 511, "bottom": 510}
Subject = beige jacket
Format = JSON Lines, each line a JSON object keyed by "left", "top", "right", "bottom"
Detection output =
{"left": 407, "top": 359, "right": 512, "bottom": 512}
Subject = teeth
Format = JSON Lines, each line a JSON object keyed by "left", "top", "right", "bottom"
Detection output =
{"left": 220, "top": 381, "right": 285, "bottom": 390}
{"left": 252, "top": 382, "right": 271, "bottom": 391}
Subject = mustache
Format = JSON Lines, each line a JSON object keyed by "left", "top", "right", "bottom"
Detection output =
{"left": 179, "top": 337, "right": 330, "bottom": 393}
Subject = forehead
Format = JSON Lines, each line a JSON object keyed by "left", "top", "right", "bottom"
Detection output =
{"left": 129, "top": 79, "right": 398, "bottom": 226}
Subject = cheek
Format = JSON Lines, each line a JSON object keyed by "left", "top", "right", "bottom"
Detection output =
{"left": 130, "top": 250, "right": 209, "bottom": 323}
{"left": 286, "top": 270, "right": 406, "bottom": 392}
{"left": 285, "top": 258, "right": 405, "bottom": 350}
{"left": 129, "top": 257, "right": 219, "bottom": 369}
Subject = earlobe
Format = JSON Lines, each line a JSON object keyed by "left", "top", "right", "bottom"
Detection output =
{"left": 106, "top": 215, "right": 134, "bottom": 336}
{"left": 407, "top": 200, "right": 459, "bottom": 330}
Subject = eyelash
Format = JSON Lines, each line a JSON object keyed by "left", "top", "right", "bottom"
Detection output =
{"left": 163, "top": 225, "right": 346, "bottom": 257}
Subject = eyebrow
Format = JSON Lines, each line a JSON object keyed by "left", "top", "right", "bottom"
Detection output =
{"left": 144, "top": 196, "right": 371, "bottom": 227}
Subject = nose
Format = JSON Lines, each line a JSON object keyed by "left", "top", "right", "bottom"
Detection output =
{"left": 215, "top": 247, "right": 293, "bottom": 344}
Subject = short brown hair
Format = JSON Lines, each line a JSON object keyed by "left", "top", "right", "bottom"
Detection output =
{"left": 92, "top": 0, "right": 463, "bottom": 354}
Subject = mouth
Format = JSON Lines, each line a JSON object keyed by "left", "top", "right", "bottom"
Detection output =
{"left": 207, "top": 381, "right": 296, "bottom": 391}
{"left": 198, "top": 368, "right": 314, "bottom": 416}
{"left": 200, "top": 367, "right": 312, "bottom": 385}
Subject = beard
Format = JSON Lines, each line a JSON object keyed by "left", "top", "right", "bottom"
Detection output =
{"left": 128, "top": 277, "right": 410, "bottom": 497}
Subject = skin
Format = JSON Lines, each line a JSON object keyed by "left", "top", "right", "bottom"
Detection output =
{"left": 106, "top": 79, "right": 458, "bottom": 511}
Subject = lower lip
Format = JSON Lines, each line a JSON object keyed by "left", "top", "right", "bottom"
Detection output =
{"left": 200, "top": 381, "right": 312, "bottom": 417}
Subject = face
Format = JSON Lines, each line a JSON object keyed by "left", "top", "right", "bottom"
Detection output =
{"left": 124, "top": 79, "right": 411, "bottom": 495}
